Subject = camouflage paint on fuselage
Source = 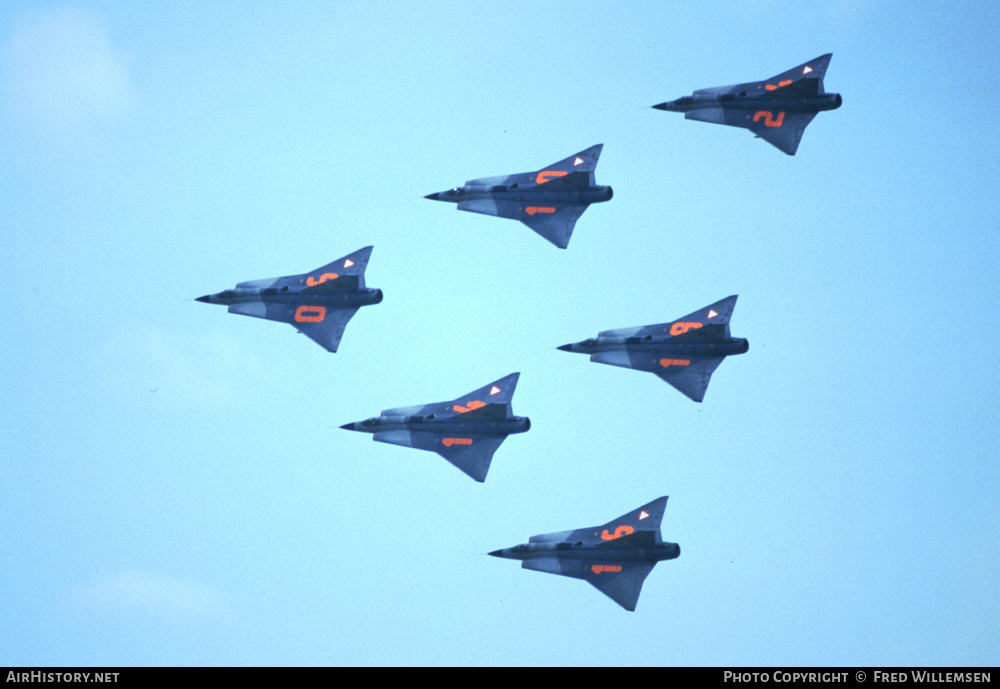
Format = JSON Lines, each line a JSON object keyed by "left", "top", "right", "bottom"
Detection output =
{"left": 489, "top": 496, "right": 679, "bottom": 611}
{"left": 340, "top": 372, "right": 529, "bottom": 482}
{"left": 558, "top": 295, "right": 748, "bottom": 402}
{"left": 425, "top": 145, "right": 612, "bottom": 248}
{"left": 196, "top": 246, "right": 382, "bottom": 353}
{"left": 653, "top": 54, "right": 841, "bottom": 155}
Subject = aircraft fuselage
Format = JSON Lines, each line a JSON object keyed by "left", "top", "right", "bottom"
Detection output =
{"left": 430, "top": 186, "right": 613, "bottom": 205}
{"left": 491, "top": 541, "right": 681, "bottom": 563}
{"left": 343, "top": 416, "right": 531, "bottom": 436}
{"left": 200, "top": 287, "right": 384, "bottom": 308}
{"left": 660, "top": 92, "right": 842, "bottom": 114}
{"left": 563, "top": 337, "right": 749, "bottom": 357}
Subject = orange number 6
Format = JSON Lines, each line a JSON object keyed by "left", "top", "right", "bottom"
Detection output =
{"left": 670, "top": 322, "right": 703, "bottom": 336}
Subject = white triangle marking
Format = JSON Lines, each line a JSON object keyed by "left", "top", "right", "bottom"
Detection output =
{"left": 707, "top": 309, "right": 718, "bottom": 319}
{"left": 573, "top": 157, "right": 584, "bottom": 166}
{"left": 638, "top": 510, "right": 649, "bottom": 521}
{"left": 803, "top": 65, "right": 813, "bottom": 74}
{"left": 489, "top": 386, "right": 500, "bottom": 396}
{"left": 344, "top": 259, "right": 354, "bottom": 268}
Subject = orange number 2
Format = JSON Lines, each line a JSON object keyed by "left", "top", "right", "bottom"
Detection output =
{"left": 753, "top": 111, "right": 785, "bottom": 128}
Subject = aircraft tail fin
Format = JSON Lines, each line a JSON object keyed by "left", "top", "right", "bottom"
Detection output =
{"left": 537, "top": 144, "right": 603, "bottom": 176}
{"left": 599, "top": 296, "right": 737, "bottom": 340}
{"left": 450, "top": 373, "right": 520, "bottom": 414}
{"left": 302, "top": 246, "right": 374, "bottom": 291}
{"left": 239, "top": 246, "right": 374, "bottom": 291}
{"left": 766, "top": 54, "right": 832, "bottom": 86}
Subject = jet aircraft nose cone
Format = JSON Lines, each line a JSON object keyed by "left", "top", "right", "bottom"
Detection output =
{"left": 652, "top": 98, "right": 685, "bottom": 112}
{"left": 339, "top": 422, "right": 358, "bottom": 431}
{"left": 488, "top": 549, "right": 504, "bottom": 558}
{"left": 424, "top": 192, "right": 441, "bottom": 201}
{"left": 557, "top": 344, "right": 573, "bottom": 352}
{"left": 195, "top": 295, "right": 211, "bottom": 303}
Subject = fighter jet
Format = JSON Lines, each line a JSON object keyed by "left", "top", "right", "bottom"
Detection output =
{"left": 558, "top": 295, "right": 747, "bottom": 402}
{"left": 490, "top": 496, "right": 678, "bottom": 611}
{"left": 653, "top": 54, "right": 841, "bottom": 155}
{"left": 424, "top": 144, "right": 612, "bottom": 249}
{"left": 340, "top": 373, "right": 529, "bottom": 482}
{"left": 196, "top": 246, "right": 381, "bottom": 353}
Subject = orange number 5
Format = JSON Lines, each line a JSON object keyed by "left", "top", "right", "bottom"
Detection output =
{"left": 306, "top": 273, "right": 339, "bottom": 286}
{"left": 600, "top": 525, "right": 635, "bottom": 541}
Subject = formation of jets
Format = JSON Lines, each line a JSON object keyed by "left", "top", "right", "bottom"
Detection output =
{"left": 195, "top": 55, "right": 839, "bottom": 610}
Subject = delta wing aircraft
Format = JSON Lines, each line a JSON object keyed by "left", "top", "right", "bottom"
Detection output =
{"left": 558, "top": 295, "right": 747, "bottom": 402}
{"left": 653, "top": 54, "right": 841, "bottom": 155}
{"left": 424, "top": 144, "right": 612, "bottom": 249}
{"left": 490, "top": 497, "right": 679, "bottom": 611}
{"left": 340, "top": 373, "right": 529, "bottom": 482}
{"left": 196, "top": 246, "right": 381, "bottom": 353}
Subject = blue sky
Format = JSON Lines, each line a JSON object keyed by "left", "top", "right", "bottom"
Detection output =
{"left": 2, "top": 1, "right": 997, "bottom": 666}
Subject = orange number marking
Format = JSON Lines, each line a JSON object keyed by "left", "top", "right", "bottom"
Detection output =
{"left": 670, "top": 321, "right": 703, "bottom": 336}
{"left": 452, "top": 400, "right": 486, "bottom": 414}
{"left": 525, "top": 206, "right": 556, "bottom": 215}
{"left": 442, "top": 438, "right": 473, "bottom": 447}
{"left": 659, "top": 359, "right": 691, "bottom": 368}
{"left": 306, "top": 273, "right": 339, "bottom": 286}
{"left": 764, "top": 80, "right": 793, "bottom": 91}
{"left": 535, "top": 170, "right": 568, "bottom": 184}
{"left": 753, "top": 111, "right": 785, "bottom": 128}
{"left": 600, "top": 525, "right": 635, "bottom": 541}
{"left": 294, "top": 305, "right": 326, "bottom": 323}
{"left": 591, "top": 565, "right": 623, "bottom": 574}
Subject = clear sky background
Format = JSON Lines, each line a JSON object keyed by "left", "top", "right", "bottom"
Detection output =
{"left": 2, "top": 1, "right": 998, "bottom": 667}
